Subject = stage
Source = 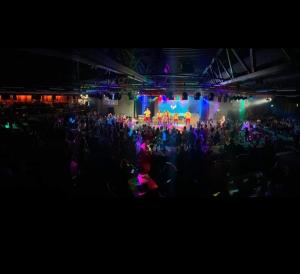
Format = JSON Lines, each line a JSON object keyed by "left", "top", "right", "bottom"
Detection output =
{"left": 136, "top": 114, "right": 199, "bottom": 130}
{"left": 135, "top": 120, "right": 195, "bottom": 132}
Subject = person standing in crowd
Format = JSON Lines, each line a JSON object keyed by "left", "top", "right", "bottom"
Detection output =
{"left": 245, "top": 127, "right": 250, "bottom": 142}
{"left": 128, "top": 160, "right": 158, "bottom": 198}
{"left": 107, "top": 113, "right": 113, "bottom": 126}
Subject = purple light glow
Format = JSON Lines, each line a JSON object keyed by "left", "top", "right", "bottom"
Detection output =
{"left": 164, "top": 64, "right": 170, "bottom": 74}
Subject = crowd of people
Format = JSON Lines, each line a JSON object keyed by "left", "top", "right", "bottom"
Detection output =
{"left": 1, "top": 104, "right": 300, "bottom": 198}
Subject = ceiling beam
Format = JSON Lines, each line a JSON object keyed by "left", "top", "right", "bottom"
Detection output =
{"left": 215, "top": 59, "right": 222, "bottom": 79}
{"left": 281, "top": 48, "right": 291, "bottom": 61}
{"left": 219, "top": 63, "right": 291, "bottom": 86}
{"left": 226, "top": 49, "right": 234, "bottom": 78}
{"left": 217, "top": 58, "right": 232, "bottom": 79}
{"left": 202, "top": 48, "right": 223, "bottom": 75}
{"left": 231, "top": 49, "right": 250, "bottom": 73}
{"left": 19, "top": 48, "right": 147, "bottom": 83}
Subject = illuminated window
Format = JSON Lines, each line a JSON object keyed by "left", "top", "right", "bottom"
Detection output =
{"left": 42, "top": 95, "right": 52, "bottom": 103}
{"left": 16, "top": 95, "right": 32, "bottom": 102}
{"left": 55, "top": 95, "right": 67, "bottom": 103}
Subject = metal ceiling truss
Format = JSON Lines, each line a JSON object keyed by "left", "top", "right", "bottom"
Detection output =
{"left": 202, "top": 48, "right": 292, "bottom": 89}
{"left": 19, "top": 48, "right": 148, "bottom": 83}
{"left": 117, "top": 49, "right": 151, "bottom": 75}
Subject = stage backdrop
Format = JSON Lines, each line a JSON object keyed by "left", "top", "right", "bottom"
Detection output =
{"left": 136, "top": 96, "right": 155, "bottom": 116}
{"left": 158, "top": 96, "right": 210, "bottom": 119}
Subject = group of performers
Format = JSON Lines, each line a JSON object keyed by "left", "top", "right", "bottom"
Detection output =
{"left": 143, "top": 108, "right": 192, "bottom": 126}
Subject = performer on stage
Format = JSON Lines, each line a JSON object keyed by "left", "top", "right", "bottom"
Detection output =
{"left": 157, "top": 110, "right": 162, "bottom": 126}
{"left": 163, "top": 111, "right": 170, "bottom": 126}
{"left": 144, "top": 107, "right": 151, "bottom": 124}
{"left": 173, "top": 112, "right": 179, "bottom": 126}
{"left": 185, "top": 111, "right": 191, "bottom": 126}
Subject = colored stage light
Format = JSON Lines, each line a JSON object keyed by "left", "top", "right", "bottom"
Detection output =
{"left": 239, "top": 100, "right": 246, "bottom": 121}
{"left": 167, "top": 92, "right": 174, "bottom": 100}
{"left": 152, "top": 96, "right": 158, "bottom": 102}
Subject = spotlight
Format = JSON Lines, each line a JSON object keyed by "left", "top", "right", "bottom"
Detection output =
{"left": 182, "top": 92, "right": 188, "bottom": 100}
{"left": 167, "top": 91, "right": 174, "bottom": 100}
{"left": 194, "top": 92, "right": 201, "bottom": 100}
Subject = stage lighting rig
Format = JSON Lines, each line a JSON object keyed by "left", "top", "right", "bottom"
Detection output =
{"left": 194, "top": 92, "right": 201, "bottom": 100}
{"left": 182, "top": 92, "right": 188, "bottom": 100}
{"left": 208, "top": 93, "right": 214, "bottom": 101}
{"left": 167, "top": 91, "right": 174, "bottom": 100}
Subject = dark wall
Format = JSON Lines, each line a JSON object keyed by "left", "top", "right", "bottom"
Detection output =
{"left": 0, "top": 50, "right": 100, "bottom": 88}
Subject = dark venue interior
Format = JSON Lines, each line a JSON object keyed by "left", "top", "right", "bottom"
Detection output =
{"left": 1, "top": 48, "right": 300, "bottom": 200}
